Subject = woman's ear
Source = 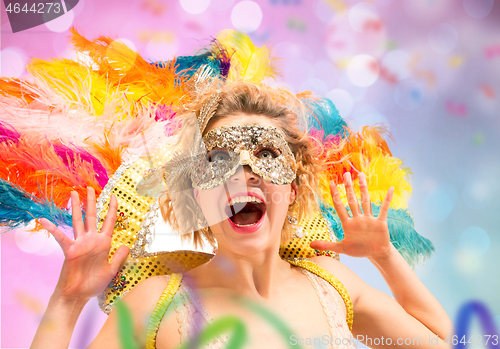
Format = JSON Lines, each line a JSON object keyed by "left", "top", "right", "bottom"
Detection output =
{"left": 289, "top": 180, "right": 298, "bottom": 204}
{"left": 193, "top": 188, "right": 201, "bottom": 206}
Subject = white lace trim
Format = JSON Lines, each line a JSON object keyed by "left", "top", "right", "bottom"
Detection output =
{"left": 301, "top": 269, "right": 357, "bottom": 349}
{"left": 174, "top": 281, "right": 228, "bottom": 348}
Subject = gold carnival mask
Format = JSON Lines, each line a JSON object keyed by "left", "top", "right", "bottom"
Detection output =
{"left": 190, "top": 124, "right": 297, "bottom": 190}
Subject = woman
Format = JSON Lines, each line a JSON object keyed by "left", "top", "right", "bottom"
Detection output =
{"left": 30, "top": 81, "right": 454, "bottom": 348}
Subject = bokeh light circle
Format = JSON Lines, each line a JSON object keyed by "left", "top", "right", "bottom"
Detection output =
{"left": 314, "top": 0, "right": 334, "bottom": 23}
{"left": 231, "top": 1, "right": 262, "bottom": 33}
{"left": 314, "top": 60, "right": 338, "bottom": 87}
{"left": 463, "top": 0, "right": 494, "bottom": 18}
{"left": 428, "top": 23, "right": 458, "bottom": 53}
{"left": 15, "top": 229, "right": 59, "bottom": 256}
{"left": 300, "top": 78, "right": 328, "bottom": 96}
{"left": 326, "top": 89, "right": 354, "bottom": 117}
{"left": 462, "top": 179, "right": 491, "bottom": 209}
{"left": 44, "top": 8, "right": 74, "bottom": 32}
{"left": 348, "top": 2, "right": 379, "bottom": 33}
{"left": 346, "top": 54, "right": 379, "bottom": 87}
{"left": 212, "top": 0, "right": 235, "bottom": 11}
{"left": 394, "top": 79, "right": 424, "bottom": 111}
{"left": 459, "top": 227, "right": 490, "bottom": 256}
{"left": 351, "top": 105, "right": 389, "bottom": 132}
{"left": 179, "top": 0, "right": 210, "bottom": 15}
{"left": 404, "top": 0, "right": 454, "bottom": 20}
{"left": 145, "top": 36, "right": 178, "bottom": 62}
{"left": 0, "top": 47, "right": 27, "bottom": 78}
{"left": 115, "top": 38, "right": 137, "bottom": 52}
{"left": 324, "top": 19, "right": 356, "bottom": 62}
{"left": 282, "top": 58, "right": 314, "bottom": 89}
{"left": 422, "top": 183, "right": 458, "bottom": 222}
{"left": 367, "top": 80, "right": 396, "bottom": 111}
{"left": 454, "top": 249, "right": 483, "bottom": 274}
{"left": 382, "top": 49, "right": 411, "bottom": 80}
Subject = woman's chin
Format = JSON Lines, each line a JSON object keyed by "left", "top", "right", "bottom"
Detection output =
{"left": 217, "top": 218, "right": 279, "bottom": 253}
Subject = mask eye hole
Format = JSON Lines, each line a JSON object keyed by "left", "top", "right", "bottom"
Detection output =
{"left": 208, "top": 149, "right": 230, "bottom": 162}
{"left": 256, "top": 147, "right": 280, "bottom": 159}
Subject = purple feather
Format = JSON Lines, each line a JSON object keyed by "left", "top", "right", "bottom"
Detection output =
{"left": 53, "top": 144, "right": 109, "bottom": 187}
{"left": 154, "top": 104, "right": 177, "bottom": 122}
{"left": 0, "top": 121, "right": 20, "bottom": 144}
{"left": 212, "top": 39, "right": 232, "bottom": 79}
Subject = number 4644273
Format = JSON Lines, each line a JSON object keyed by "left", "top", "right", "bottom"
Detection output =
{"left": 5, "top": 2, "right": 61, "bottom": 14}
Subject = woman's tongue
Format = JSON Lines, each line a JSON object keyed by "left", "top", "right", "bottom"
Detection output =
{"left": 231, "top": 211, "right": 260, "bottom": 225}
{"left": 227, "top": 203, "right": 262, "bottom": 226}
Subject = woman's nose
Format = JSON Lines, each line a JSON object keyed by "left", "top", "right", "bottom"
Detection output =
{"left": 229, "top": 165, "right": 260, "bottom": 184}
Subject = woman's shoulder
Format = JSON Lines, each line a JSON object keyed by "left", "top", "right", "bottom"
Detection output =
{"left": 110, "top": 274, "right": 176, "bottom": 327}
{"left": 120, "top": 274, "right": 178, "bottom": 311}
{"left": 304, "top": 256, "right": 366, "bottom": 301}
{"left": 89, "top": 275, "right": 177, "bottom": 348}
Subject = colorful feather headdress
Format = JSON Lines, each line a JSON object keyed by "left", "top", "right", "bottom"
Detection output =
{"left": 0, "top": 29, "right": 433, "bottom": 313}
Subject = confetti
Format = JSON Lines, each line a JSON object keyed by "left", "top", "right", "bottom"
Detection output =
{"left": 409, "top": 54, "right": 436, "bottom": 88}
{"left": 14, "top": 290, "right": 44, "bottom": 314}
{"left": 141, "top": 0, "right": 166, "bottom": 15}
{"left": 322, "top": 0, "right": 347, "bottom": 13}
{"left": 445, "top": 100, "right": 468, "bottom": 117}
{"left": 363, "top": 19, "right": 383, "bottom": 32}
{"left": 484, "top": 44, "right": 500, "bottom": 59}
{"left": 137, "top": 30, "right": 175, "bottom": 43}
{"left": 480, "top": 84, "right": 495, "bottom": 99}
{"left": 448, "top": 55, "right": 465, "bottom": 68}
{"left": 287, "top": 17, "right": 307, "bottom": 32}
{"left": 472, "top": 132, "right": 485, "bottom": 146}
{"left": 378, "top": 65, "right": 398, "bottom": 84}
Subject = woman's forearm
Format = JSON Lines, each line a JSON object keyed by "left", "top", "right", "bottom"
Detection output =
{"left": 368, "top": 243, "right": 454, "bottom": 339}
{"left": 30, "top": 293, "right": 88, "bottom": 349}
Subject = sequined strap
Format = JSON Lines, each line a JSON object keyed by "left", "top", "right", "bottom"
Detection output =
{"left": 286, "top": 259, "right": 353, "bottom": 331}
{"left": 145, "top": 273, "right": 183, "bottom": 349}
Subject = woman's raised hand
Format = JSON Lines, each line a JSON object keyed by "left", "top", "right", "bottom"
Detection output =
{"left": 39, "top": 188, "right": 129, "bottom": 303}
{"left": 310, "top": 172, "right": 394, "bottom": 259}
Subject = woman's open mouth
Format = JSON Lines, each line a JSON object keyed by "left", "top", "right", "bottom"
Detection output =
{"left": 224, "top": 194, "right": 266, "bottom": 233}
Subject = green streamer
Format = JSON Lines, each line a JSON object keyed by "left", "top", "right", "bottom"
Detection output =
{"left": 177, "top": 315, "right": 248, "bottom": 349}
{"left": 115, "top": 301, "right": 139, "bottom": 349}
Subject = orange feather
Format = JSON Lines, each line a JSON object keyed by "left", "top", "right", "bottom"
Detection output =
{"left": 0, "top": 138, "right": 102, "bottom": 208}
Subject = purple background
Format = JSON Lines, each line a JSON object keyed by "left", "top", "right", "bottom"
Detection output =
{"left": 2, "top": 0, "right": 500, "bottom": 347}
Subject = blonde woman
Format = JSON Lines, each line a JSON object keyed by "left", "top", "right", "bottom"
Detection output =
{"left": 31, "top": 82, "right": 453, "bottom": 349}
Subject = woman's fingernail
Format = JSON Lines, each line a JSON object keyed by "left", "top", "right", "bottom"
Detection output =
{"left": 360, "top": 173, "right": 366, "bottom": 183}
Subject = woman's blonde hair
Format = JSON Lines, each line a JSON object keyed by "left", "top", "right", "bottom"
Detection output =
{"left": 159, "top": 81, "right": 322, "bottom": 248}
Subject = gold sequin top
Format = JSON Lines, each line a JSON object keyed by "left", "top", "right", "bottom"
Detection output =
{"left": 145, "top": 259, "right": 354, "bottom": 349}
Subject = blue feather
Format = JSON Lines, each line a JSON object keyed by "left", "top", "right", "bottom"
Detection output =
{"left": 303, "top": 98, "right": 348, "bottom": 138}
{"left": 153, "top": 53, "right": 221, "bottom": 79}
{"left": 319, "top": 200, "right": 434, "bottom": 268}
{"left": 0, "top": 178, "right": 74, "bottom": 231}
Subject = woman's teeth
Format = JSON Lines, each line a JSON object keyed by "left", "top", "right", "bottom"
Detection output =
{"left": 227, "top": 195, "right": 263, "bottom": 206}
{"left": 225, "top": 195, "right": 265, "bottom": 227}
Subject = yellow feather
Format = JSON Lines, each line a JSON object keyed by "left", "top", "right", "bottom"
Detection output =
{"left": 318, "top": 129, "right": 413, "bottom": 210}
{"left": 27, "top": 58, "right": 110, "bottom": 115}
{"left": 216, "top": 29, "right": 279, "bottom": 83}
{"left": 363, "top": 155, "right": 413, "bottom": 209}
